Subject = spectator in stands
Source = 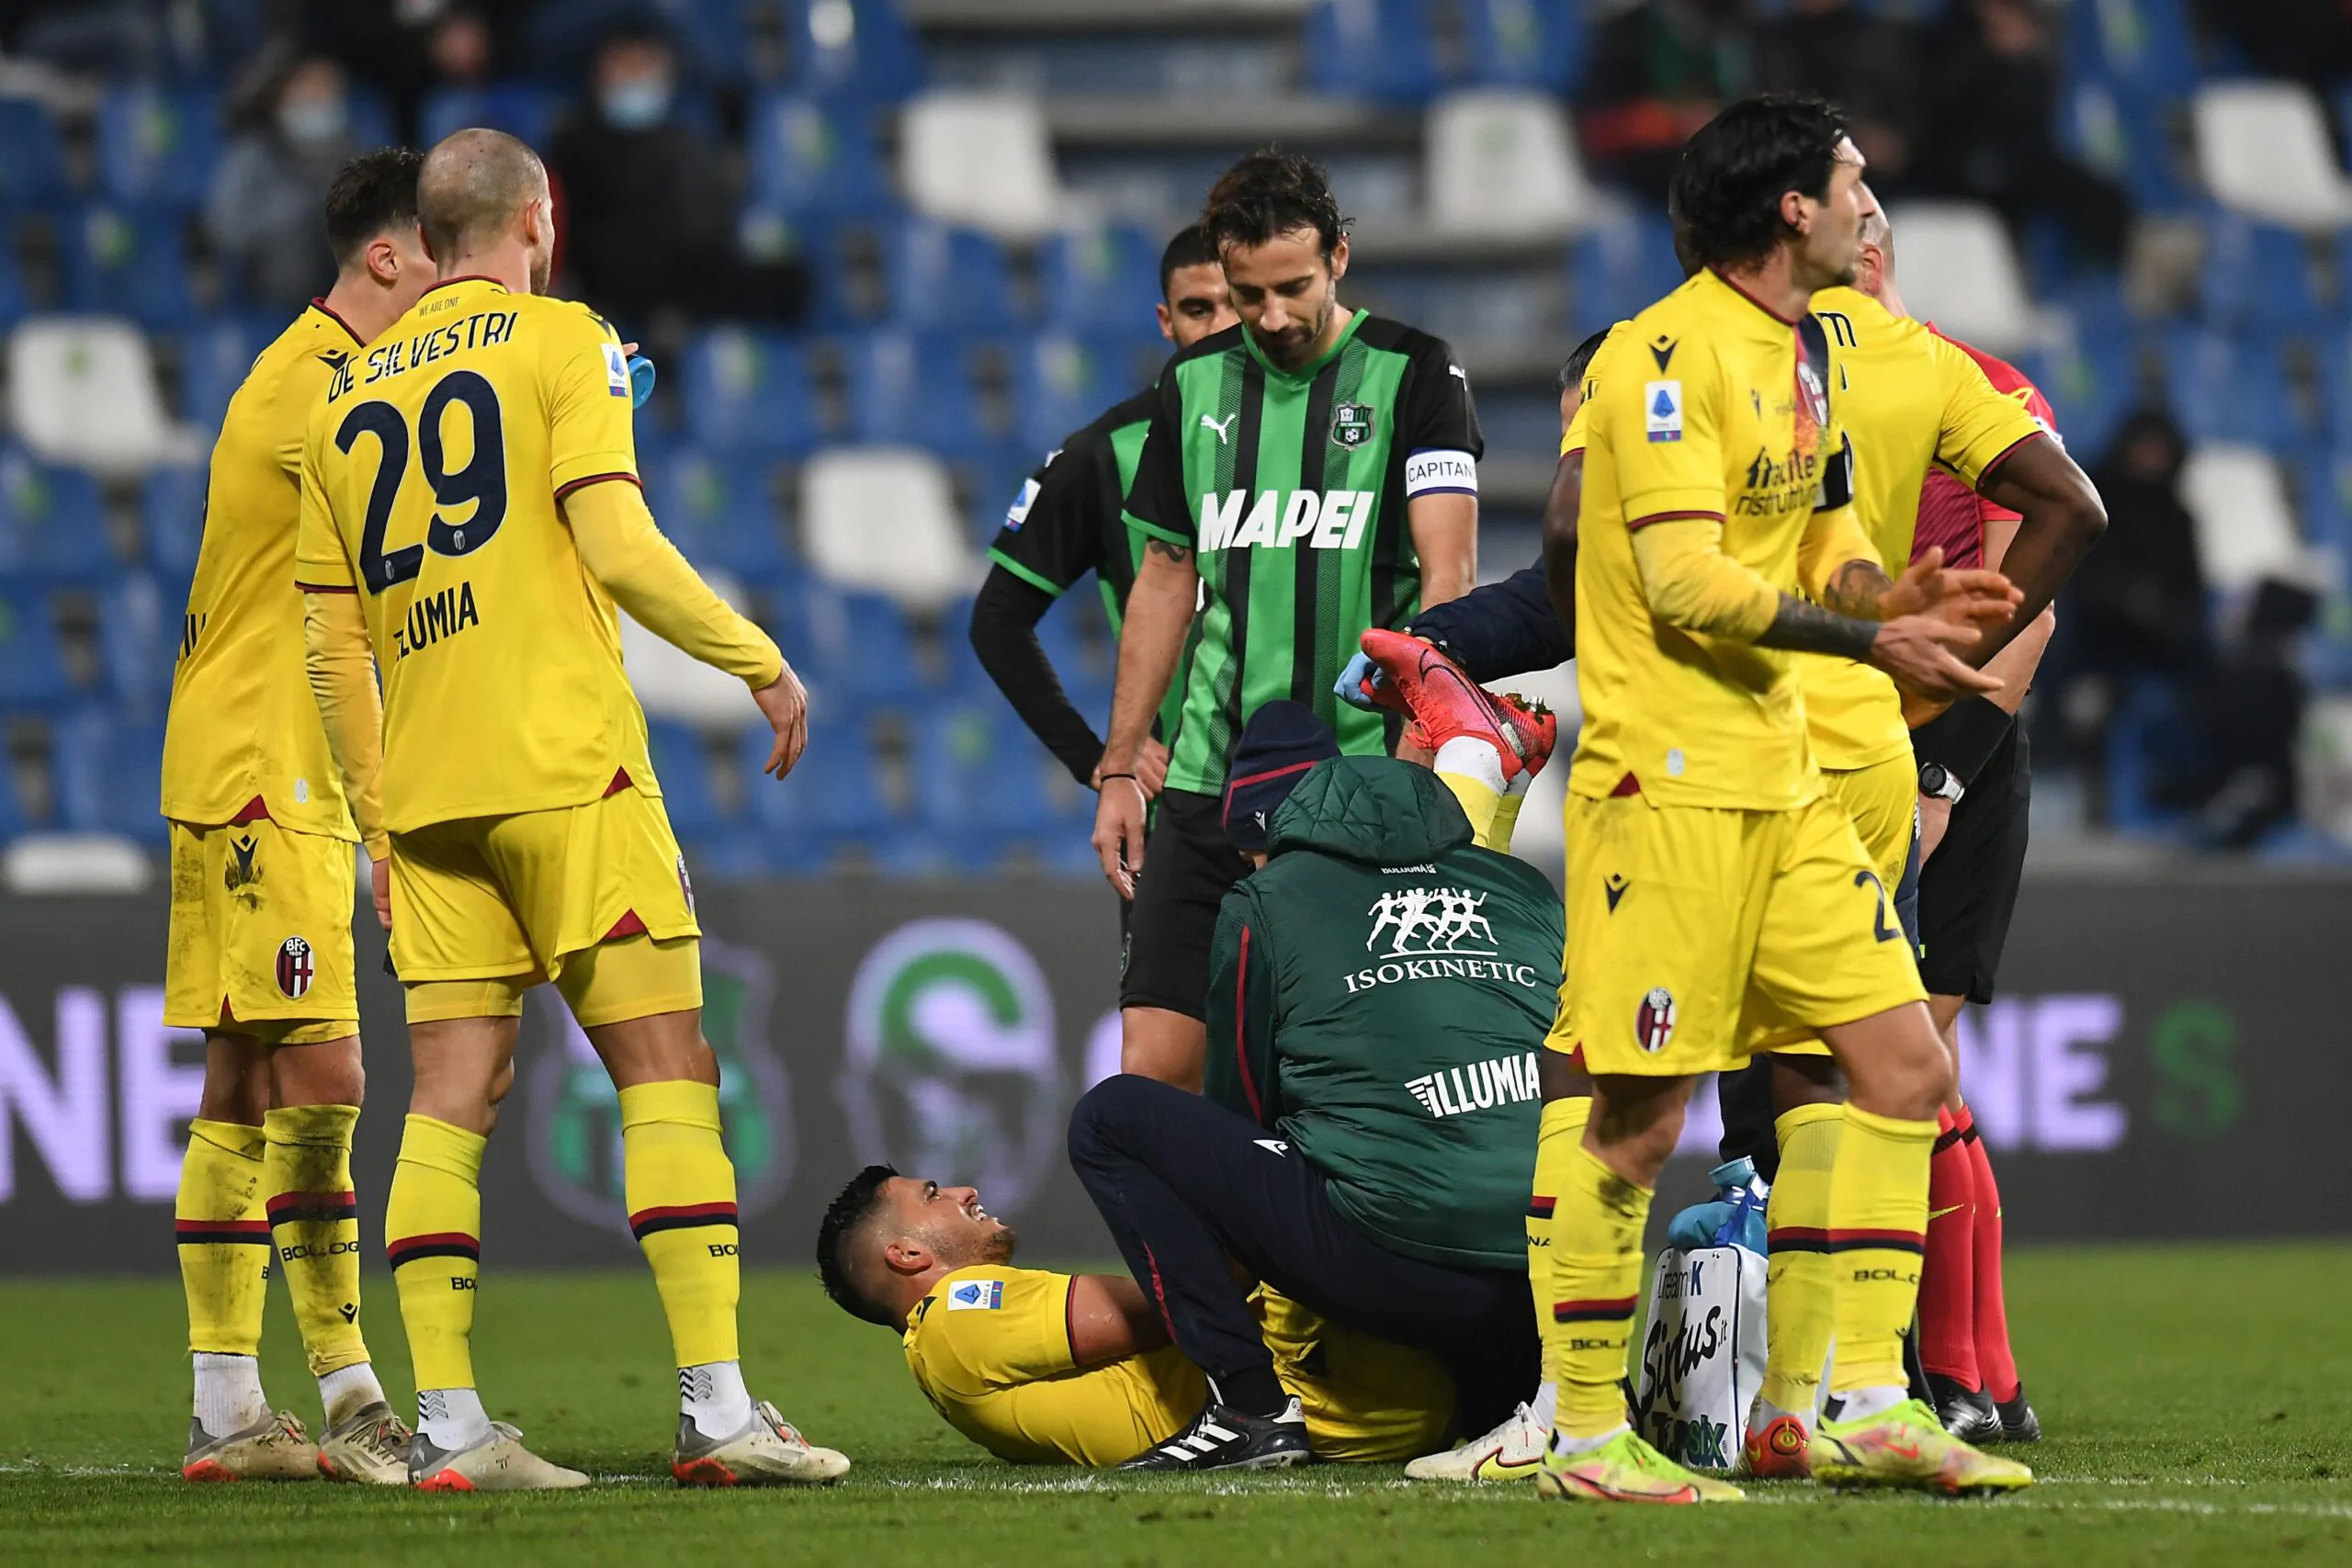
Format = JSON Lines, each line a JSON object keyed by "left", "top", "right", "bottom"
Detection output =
{"left": 1754, "top": 0, "right": 1924, "bottom": 186}
{"left": 207, "top": 56, "right": 359, "bottom": 311}
{"left": 1913, "top": 0, "right": 2131, "bottom": 265}
{"left": 1577, "top": 0, "right": 1755, "bottom": 199}
{"left": 309, "top": 1, "right": 521, "bottom": 143}
{"left": 548, "top": 21, "right": 806, "bottom": 333}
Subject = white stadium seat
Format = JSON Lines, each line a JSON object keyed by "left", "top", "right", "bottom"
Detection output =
{"left": 799, "top": 446, "right": 980, "bottom": 613}
{"left": 1880, "top": 202, "right": 2039, "bottom": 356}
{"left": 6, "top": 316, "right": 200, "bottom": 475}
{"left": 1424, "top": 90, "right": 1594, "bottom": 240}
{"left": 2178, "top": 444, "right": 2325, "bottom": 593}
{"left": 899, "top": 89, "right": 1066, "bottom": 241}
{"left": 3, "top": 833, "right": 150, "bottom": 895}
{"left": 2194, "top": 81, "right": 2352, "bottom": 231}
{"left": 624, "top": 567, "right": 763, "bottom": 728}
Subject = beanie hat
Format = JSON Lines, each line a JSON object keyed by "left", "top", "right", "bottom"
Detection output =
{"left": 1222, "top": 700, "right": 1341, "bottom": 852}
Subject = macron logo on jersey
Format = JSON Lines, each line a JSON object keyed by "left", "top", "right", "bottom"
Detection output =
{"left": 1197, "top": 489, "right": 1377, "bottom": 553}
{"left": 947, "top": 1280, "right": 1004, "bottom": 1312}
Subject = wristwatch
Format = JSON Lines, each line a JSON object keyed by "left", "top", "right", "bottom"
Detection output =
{"left": 1917, "top": 761, "right": 1965, "bottom": 804}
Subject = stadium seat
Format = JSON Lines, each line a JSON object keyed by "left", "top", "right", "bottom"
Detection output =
{"left": 645, "top": 451, "right": 795, "bottom": 581}
{"left": 101, "top": 570, "right": 179, "bottom": 716}
{"left": 53, "top": 710, "right": 165, "bottom": 843}
{"left": 2162, "top": 330, "right": 2306, "bottom": 449}
{"left": 141, "top": 464, "right": 205, "bottom": 581}
{"left": 645, "top": 719, "right": 731, "bottom": 842}
{"left": 787, "top": 0, "right": 925, "bottom": 103}
{"left": 1036, "top": 222, "right": 1163, "bottom": 338}
{"left": 1567, "top": 210, "right": 1682, "bottom": 338}
{"left": 62, "top": 205, "right": 196, "bottom": 331}
{"left": 0, "top": 98, "right": 69, "bottom": 209}
{"left": 842, "top": 330, "right": 993, "bottom": 456}
{"left": 2198, "top": 215, "right": 2325, "bottom": 330}
{"left": 176, "top": 314, "right": 277, "bottom": 437}
{"left": 2060, "top": 73, "right": 2189, "bottom": 212}
{"left": 1880, "top": 202, "right": 2040, "bottom": 356}
{"left": 623, "top": 567, "right": 773, "bottom": 728}
{"left": 0, "top": 456, "right": 111, "bottom": 583}
{"left": 1303, "top": 0, "right": 1443, "bottom": 105}
{"left": 746, "top": 93, "right": 890, "bottom": 216}
{"left": 788, "top": 581, "right": 927, "bottom": 699}
{"left": 885, "top": 217, "right": 1018, "bottom": 333}
{"left": 1423, "top": 91, "right": 1593, "bottom": 240}
{"left": 2178, "top": 444, "right": 2325, "bottom": 593}
{"left": 746, "top": 724, "right": 891, "bottom": 862}
{"left": 799, "top": 447, "right": 982, "bottom": 614}
{"left": 1460, "top": 0, "right": 1586, "bottom": 95}
{"left": 418, "top": 83, "right": 561, "bottom": 150}
{"left": 2062, "top": 0, "right": 2200, "bottom": 99}
{"left": 2193, "top": 82, "right": 2352, "bottom": 231}
{"left": 2017, "top": 336, "right": 2134, "bottom": 468}
{"left": 94, "top": 85, "right": 220, "bottom": 209}
{"left": 898, "top": 90, "right": 1066, "bottom": 242}
{"left": 0, "top": 591, "right": 71, "bottom": 709}
{"left": 681, "top": 328, "right": 822, "bottom": 456}
{"left": 0, "top": 832, "right": 146, "bottom": 895}
{"left": 7, "top": 317, "right": 200, "bottom": 475}
{"left": 1011, "top": 333, "right": 1119, "bottom": 457}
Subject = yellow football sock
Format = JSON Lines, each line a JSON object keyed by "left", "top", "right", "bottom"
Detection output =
{"left": 1826, "top": 1105, "right": 1936, "bottom": 1396}
{"left": 1548, "top": 1143, "right": 1652, "bottom": 1439}
{"left": 621, "top": 1080, "right": 741, "bottom": 1369}
{"left": 264, "top": 1103, "right": 368, "bottom": 1379}
{"left": 384, "top": 1114, "right": 484, "bottom": 1393}
{"left": 1487, "top": 782, "right": 1529, "bottom": 854}
{"left": 1437, "top": 769, "right": 1508, "bottom": 851}
{"left": 1758, "top": 1100, "right": 1842, "bottom": 1416}
{"left": 176, "top": 1119, "right": 271, "bottom": 1358}
{"left": 1528, "top": 1094, "right": 1591, "bottom": 1381}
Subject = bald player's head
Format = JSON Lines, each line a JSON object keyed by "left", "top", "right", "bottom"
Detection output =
{"left": 418, "top": 128, "right": 553, "bottom": 291}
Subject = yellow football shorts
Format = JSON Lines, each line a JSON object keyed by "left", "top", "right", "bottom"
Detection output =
{"left": 164, "top": 817, "right": 358, "bottom": 1041}
{"left": 389, "top": 782, "right": 701, "bottom": 1027}
{"left": 1747, "top": 750, "right": 1921, "bottom": 1059}
{"left": 1549, "top": 787, "right": 1926, "bottom": 1077}
{"left": 1256, "top": 1286, "right": 1453, "bottom": 1462}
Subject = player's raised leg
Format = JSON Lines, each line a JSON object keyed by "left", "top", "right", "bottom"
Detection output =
{"left": 1357, "top": 629, "right": 1555, "bottom": 852}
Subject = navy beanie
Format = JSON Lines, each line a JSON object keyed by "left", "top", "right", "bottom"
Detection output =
{"left": 1222, "top": 700, "right": 1341, "bottom": 852}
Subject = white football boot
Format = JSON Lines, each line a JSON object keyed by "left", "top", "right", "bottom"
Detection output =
{"left": 672, "top": 1400, "right": 850, "bottom": 1486}
{"left": 1403, "top": 1402, "right": 1548, "bottom": 1483}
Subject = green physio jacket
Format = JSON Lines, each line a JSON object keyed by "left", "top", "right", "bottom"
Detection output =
{"left": 1202, "top": 755, "right": 1564, "bottom": 1269}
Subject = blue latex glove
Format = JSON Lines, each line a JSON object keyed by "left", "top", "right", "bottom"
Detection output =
{"left": 628, "top": 353, "right": 656, "bottom": 409}
{"left": 1335, "top": 649, "right": 1385, "bottom": 711}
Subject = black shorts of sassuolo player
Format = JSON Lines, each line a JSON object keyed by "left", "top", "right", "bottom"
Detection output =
{"left": 1120, "top": 787, "right": 1250, "bottom": 1019}
{"left": 1917, "top": 719, "right": 2031, "bottom": 1005}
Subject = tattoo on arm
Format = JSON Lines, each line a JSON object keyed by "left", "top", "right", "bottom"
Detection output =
{"left": 1820, "top": 559, "right": 1893, "bottom": 620}
{"left": 1146, "top": 538, "right": 1193, "bottom": 564}
{"left": 1755, "top": 593, "right": 1879, "bottom": 660}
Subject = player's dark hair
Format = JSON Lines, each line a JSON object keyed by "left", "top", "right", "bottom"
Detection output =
{"left": 1158, "top": 222, "right": 1218, "bottom": 299}
{"left": 1202, "top": 149, "right": 1349, "bottom": 261}
{"left": 322, "top": 147, "right": 424, "bottom": 269}
{"left": 1559, "top": 327, "right": 1613, "bottom": 394}
{"left": 1668, "top": 94, "right": 1852, "bottom": 271}
{"left": 816, "top": 1164, "right": 900, "bottom": 1328}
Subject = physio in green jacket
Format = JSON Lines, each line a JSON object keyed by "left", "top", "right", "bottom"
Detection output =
{"left": 1068, "top": 701, "right": 1559, "bottom": 1472}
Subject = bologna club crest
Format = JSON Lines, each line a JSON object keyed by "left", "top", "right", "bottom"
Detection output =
{"left": 1635, "top": 987, "right": 1676, "bottom": 1053}
{"left": 276, "top": 936, "right": 315, "bottom": 999}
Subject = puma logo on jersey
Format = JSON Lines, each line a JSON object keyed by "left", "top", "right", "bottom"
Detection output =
{"left": 1200, "top": 412, "right": 1238, "bottom": 445}
{"left": 1196, "top": 489, "right": 1377, "bottom": 552}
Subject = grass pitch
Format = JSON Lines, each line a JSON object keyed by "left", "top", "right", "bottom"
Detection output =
{"left": 3, "top": 1244, "right": 2348, "bottom": 1566}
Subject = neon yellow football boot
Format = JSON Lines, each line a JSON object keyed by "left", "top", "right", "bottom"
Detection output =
{"left": 1534, "top": 1428, "right": 1747, "bottom": 1505}
{"left": 1812, "top": 1398, "right": 2034, "bottom": 1495}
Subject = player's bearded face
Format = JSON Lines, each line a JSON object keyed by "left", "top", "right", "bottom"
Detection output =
{"left": 1225, "top": 229, "right": 1341, "bottom": 371}
{"left": 919, "top": 1184, "right": 1018, "bottom": 1268}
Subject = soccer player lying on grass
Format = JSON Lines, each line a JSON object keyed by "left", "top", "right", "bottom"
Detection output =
{"left": 814, "top": 1167, "right": 1453, "bottom": 1467}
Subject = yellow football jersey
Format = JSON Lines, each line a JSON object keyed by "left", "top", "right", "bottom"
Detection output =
{"left": 160, "top": 305, "right": 366, "bottom": 837}
{"left": 1798, "top": 288, "right": 2049, "bottom": 768}
{"left": 902, "top": 1266, "right": 1203, "bottom": 1467}
{"left": 296, "top": 278, "right": 655, "bottom": 832}
{"left": 1569, "top": 269, "right": 1856, "bottom": 811}
{"left": 1560, "top": 321, "right": 1630, "bottom": 457}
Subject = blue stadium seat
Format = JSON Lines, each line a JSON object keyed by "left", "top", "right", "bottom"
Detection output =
{"left": 1460, "top": 0, "right": 1587, "bottom": 94}
{"left": 0, "top": 592, "right": 74, "bottom": 710}
{"left": 0, "top": 458, "right": 111, "bottom": 584}
{"left": 786, "top": 0, "right": 925, "bottom": 104}
{"left": 842, "top": 330, "right": 992, "bottom": 456}
{"left": 419, "top": 82, "right": 562, "bottom": 150}
{"left": 2019, "top": 333, "right": 2137, "bottom": 464}
{"left": 177, "top": 314, "right": 277, "bottom": 436}
{"left": 55, "top": 709, "right": 166, "bottom": 843}
{"left": 2163, "top": 329, "right": 2306, "bottom": 449}
{"left": 681, "top": 328, "right": 821, "bottom": 456}
{"left": 102, "top": 570, "right": 181, "bottom": 715}
{"left": 1568, "top": 212, "right": 1683, "bottom": 338}
{"left": 646, "top": 720, "right": 729, "bottom": 841}
{"left": 747, "top": 723, "right": 893, "bottom": 847}
{"left": 0, "top": 238, "right": 30, "bottom": 333}
{"left": 2059, "top": 74, "right": 2189, "bottom": 212}
{"left": 63, "top": 204, "right": 195, "bottom": 329}
{"left": 0, "top": 99, "right": 68, "bottom": 209}
{"left": 789, "top": 583, "right": 925, "bottom": 699}
{"left": 1303, "top": 0, "right": 1443, "bottom": 104}
{"left": 1012, "top": 333, "right": 1120, "bottom": 457}
{"left": 95, "top": 85, "right": 220, "bottom": 209}
{"left": 746, "top": 94, "right": 890, "bottom": 216}
{"left": 2061, "top": 0, "right": 2200, "bottom": 100}
{"left": 884, "top": 217, "right": 1016, "bottom": 332}
{"left": 1036, "top": 224, "right": 1163, "bottom": 338}
{"left": 645, "top": 450, "right": 796, "bottom": 580}
{"left": 2198, "top": 216, "right": 2325, "bottom": 331}
{"left": 142, "top": 464, "right": 207, "bottom": 581}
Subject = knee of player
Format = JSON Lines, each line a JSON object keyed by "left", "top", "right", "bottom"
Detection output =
{"left": 1067, "top": 1073, "right": 1152, "bottom": 1158}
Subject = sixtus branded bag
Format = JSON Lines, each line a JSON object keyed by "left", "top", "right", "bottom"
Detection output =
{"left": 1631, "top": 1159, "right": 1769, "bottom": 1473}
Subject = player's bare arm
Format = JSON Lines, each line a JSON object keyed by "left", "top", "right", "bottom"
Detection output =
{"left": 1091, "top": 536, "right": 1196, "bottom": 895}
{"left": 1067, "top": 1274, "right": 1173, "bottom": 1366}
{"left": 1965, "top": 433, "right": 2106, "bottom": 666}
{"left": 1541, "top": 449, "right": 1582, "bottom": 638}
{"left": 1406, "top": 491, "right": 1476, "bottom": 608}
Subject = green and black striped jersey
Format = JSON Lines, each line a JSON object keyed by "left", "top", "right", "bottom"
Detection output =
{"left": 1122, "top": 312, "right": 1481, "bottom": 795}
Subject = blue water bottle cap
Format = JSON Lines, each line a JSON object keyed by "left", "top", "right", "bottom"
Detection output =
{"left": 628, "top": 354, "right": 656, "bottom": 409}
{"left": 1707, "top": 1156, "right": 1758, "bottom": 1193}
